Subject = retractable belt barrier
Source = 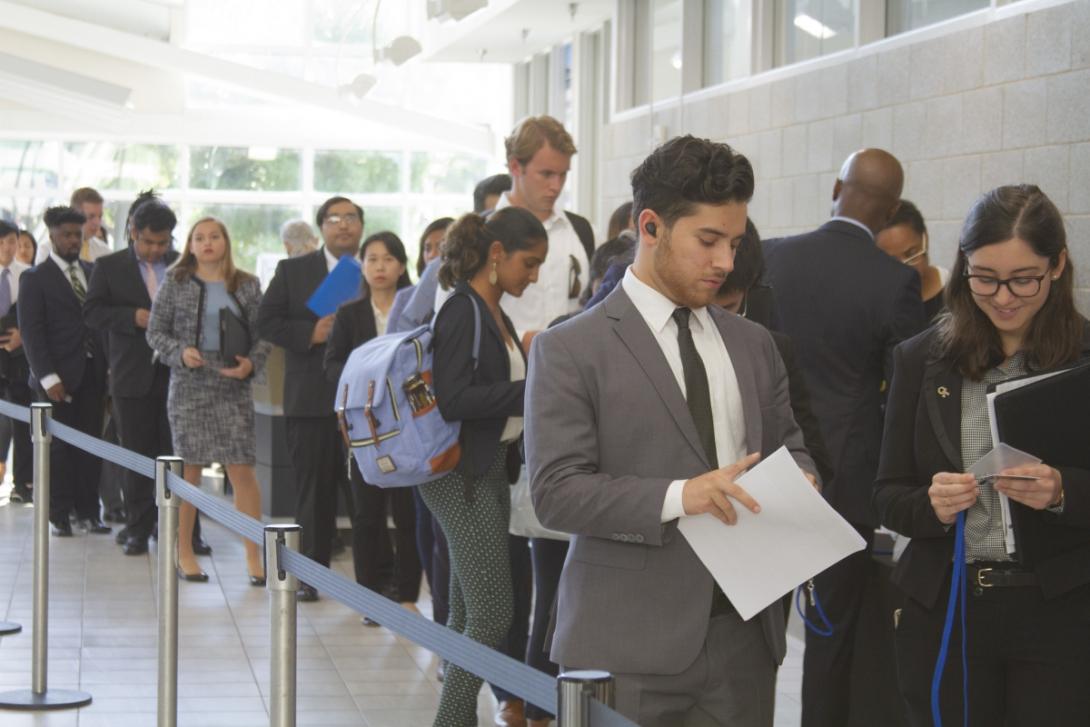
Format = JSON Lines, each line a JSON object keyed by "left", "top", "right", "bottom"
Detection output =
{"left": 0, "top": 401, "right": 636, "bottom": 727}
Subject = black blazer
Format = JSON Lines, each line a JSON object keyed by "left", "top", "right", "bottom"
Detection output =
{"left": 771, "top": 329, "right": 835, "bottom": 485}
{"left": 323, "top": 295, "right": 379, "bottom": 385}
{"left": 83, "top": 247, "right": 179, "bottom": 398}
{"left": 257, "top": 249, "right": 339, "bottom": 417}
{"left": 873, "top": 323, "right": 1090, "bottom": 609}
{"left": 18, "top": 257, "right": 105, "bottom": 395}
{"left": 764, "top": 220, "right": 926, "bottom": 526}
{"left": 432, "top": 283, "right": 525, "bottom": 482}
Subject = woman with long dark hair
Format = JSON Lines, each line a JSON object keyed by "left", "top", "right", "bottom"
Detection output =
{"left": 324, "top": 231, "right": 421, "bottom": 614}
{"left": 147, "top": 218, "right": 269, "bottom": 584}
{"left": 874, "top": 185, "right": 1090, "bottom": 725}
{"left": 421, "top": 206, "right": 547, "bottom": 727}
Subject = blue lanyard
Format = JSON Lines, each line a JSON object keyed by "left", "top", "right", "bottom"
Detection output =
{"left": 795, "top": 579, "right": 834, "bottom": 637}
{"left": 931, "top": 512, "right": 968, "bottom": 727}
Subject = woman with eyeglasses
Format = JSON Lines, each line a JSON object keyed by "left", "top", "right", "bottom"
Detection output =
{"left": 877, "top": 199, "right": 947, "bottom": 321}
{"left": 873, "top": 185, "right": 1090, "bottom": 725}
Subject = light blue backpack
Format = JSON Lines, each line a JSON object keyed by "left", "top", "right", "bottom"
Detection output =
{"left": 335, "top": 293, "right": 482, "bottom": 488}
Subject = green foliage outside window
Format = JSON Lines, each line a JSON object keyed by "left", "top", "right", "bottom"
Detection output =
{"left": 190, "top": 147, "right": 301, "bottom": 191}
{"left": 314, "top": 150, "right": 399, "bottom": 193}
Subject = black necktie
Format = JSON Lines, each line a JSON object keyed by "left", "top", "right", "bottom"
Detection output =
{"left": 672, "top": 307, "right": 717, "bottom": 468}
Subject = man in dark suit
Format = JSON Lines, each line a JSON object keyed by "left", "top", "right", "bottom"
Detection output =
{"left": 0, "top": 220, "right": 32, "bottom": 503}
{"left": 257, "top": 195, "right": 363, "bottom": 601}
{"left": 18, "top": 206, "right": 109, "bottom": 536}
{"left": 763, "top": 149, "right": 926, "bottom": 727}
{"left": 84, "top": 199, "right": 179, "bottom": 555}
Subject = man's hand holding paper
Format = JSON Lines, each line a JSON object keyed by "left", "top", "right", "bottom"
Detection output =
{"left": 677, "top": 446, "right": 866, "bottom": 620}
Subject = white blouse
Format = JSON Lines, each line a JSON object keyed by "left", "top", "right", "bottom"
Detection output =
{"left": 499, "top": 341, "right": 526, "bottom": 443}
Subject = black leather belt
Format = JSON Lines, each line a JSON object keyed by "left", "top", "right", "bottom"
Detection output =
{"left": 710, "top": 585, "right": 737, "bottom": 616}
{"left": 967, "top": 562, "right": 1037, "bottom": 588}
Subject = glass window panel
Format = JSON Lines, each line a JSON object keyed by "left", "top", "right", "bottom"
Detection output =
{"left": 0, "top": 196, "right": 63, "bottom": 238}
{"left": 186, "top": 0, "right": 306, "bottom": 46}
{"left": 409, "top": 152, "right": 488, "bottom": 196}
{"left": 704, "top": 0, "right": 752, "bottom": 86}
{"left": 0, "top": 142, "right": 62, "bottom": 191}
{"left": 64, "top": 142, "right": 179, "bottom": 191}
{"left": 311, "top": 0, "right": 375, "bottom": 45}
{"left": 189, "top": 147, "right": 301, "bottom": 191}
{"left": 362, "top": 206, "right": 402, "bottom": 240}
{"left": 777, "top": 0, "right": 856, "bottom": 66}
{"left": 314, "top": 150, "right": 400, "bottom": 194}
{"left": 634, "top": 0, "right": 683, "bottom": 105}
{"left": 185, "top": 204, "right": 301, "bottom": 275}
{"left": 886, "top": 0, "right": 989, "bottom": 36}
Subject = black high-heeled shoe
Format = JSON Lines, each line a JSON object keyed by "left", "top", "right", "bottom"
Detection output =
{"left": 177, "top": 567, "right": 209, "bottom": 583}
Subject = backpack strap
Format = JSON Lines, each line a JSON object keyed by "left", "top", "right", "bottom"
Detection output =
{"left": 565, "top": 211, "right": 596, "bottom": 262}
{"left": 434, "top": 290, "right": 484, "bottom": 372}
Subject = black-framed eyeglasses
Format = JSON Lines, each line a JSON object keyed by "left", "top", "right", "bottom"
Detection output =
{"left": 964, "top": 269, "right": 1051, "bottom": 298}
{"left": 323, "top": 213, "right": 360, "bottom": 227}
{"left": 568, "top": 254, "right": 582, "bottom": 300}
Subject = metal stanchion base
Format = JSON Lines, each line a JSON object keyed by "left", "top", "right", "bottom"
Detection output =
{"left": 0, "top": 622, "right": 21, "bottom": 636}
{"left": 0, "top": 689, "right": 92, "bottom": 710}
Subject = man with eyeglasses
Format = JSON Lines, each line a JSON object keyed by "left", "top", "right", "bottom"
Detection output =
{"left": 763, "top": 149, "right": 926, "bottom": 727}
{"left": 258, "top": 196, "right": 365, "bottom": 602}
{"left": 84, "top": 197, "right": 179, "bottom": 555}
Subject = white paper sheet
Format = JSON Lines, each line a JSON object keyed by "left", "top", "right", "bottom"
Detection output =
{"left": 677, "top": 446, "right": 867, "bottom": 621}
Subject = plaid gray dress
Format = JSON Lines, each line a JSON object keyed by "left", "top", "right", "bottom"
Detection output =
{"left": 147, "top": 272, "right": 269, "bottom": 465}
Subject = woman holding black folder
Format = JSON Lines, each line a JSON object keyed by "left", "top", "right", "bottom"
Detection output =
{"left": 874, "top": 185, "right": 1090, "bottom": 725}
{"left": 148, "top": 217, "right": 269, "bottom": 584}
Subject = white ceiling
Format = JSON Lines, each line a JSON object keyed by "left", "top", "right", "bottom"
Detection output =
{"left": 422, "top": 0, "right": 613, "bottom": 62}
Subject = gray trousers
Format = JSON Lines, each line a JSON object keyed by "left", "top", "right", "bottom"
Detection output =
{"left": 608, "top": 612, "right": 776, "bottom": 727}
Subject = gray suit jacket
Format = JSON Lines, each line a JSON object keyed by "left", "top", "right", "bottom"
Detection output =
{"left": 526, "top": 285, "right": 816, "bottom": 675}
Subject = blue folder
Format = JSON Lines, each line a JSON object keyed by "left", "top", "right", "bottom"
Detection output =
{"left": 306, "top": 255, "right": 362, "bottom": 317}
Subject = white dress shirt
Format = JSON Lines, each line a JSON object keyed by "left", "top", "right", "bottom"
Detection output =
{"left": 620, "top": 267, "right": 747, "bottom": 523}
{"left": 495, "top": 192, "right": 590, "bottom": 335}
{"left": 0, "top": 260, "right": 28, "bottom": 306}
{"left": 39, "top": 253, "right": 89, "bottom": 392}
{"left": 323, "top": 246, "right": 339, "bottom": 273}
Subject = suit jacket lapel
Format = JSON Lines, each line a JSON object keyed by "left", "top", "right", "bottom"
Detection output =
{"left": 605, "top": 288, "right": 709, "bottom": 467}
{"left": 43, "top": 258, "right": 79, "bottom": 307}
{"left": 709, "top": 307, "right": 761, "bottom": 455}
{"left": 923, "top": 360, "right": 962, "bottom": 470}
{"left": 126, "top": 249, "right": 151, "bottom": 307}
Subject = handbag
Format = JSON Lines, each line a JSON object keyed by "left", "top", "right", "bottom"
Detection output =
{"left": 219, "top": 306, "right": 251, "bottom": 363}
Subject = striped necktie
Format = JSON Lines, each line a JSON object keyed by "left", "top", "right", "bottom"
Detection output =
{"left": 68, "top": 263, "right": 86, "bottom": 302}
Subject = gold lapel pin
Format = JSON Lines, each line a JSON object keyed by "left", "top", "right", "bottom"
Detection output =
{"left": 937, "top": 386, "right": 950, "bottom": 399}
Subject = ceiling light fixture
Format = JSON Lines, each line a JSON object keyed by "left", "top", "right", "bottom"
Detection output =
{"left": 793, "top": 13, "right": 837, "bottom": 40}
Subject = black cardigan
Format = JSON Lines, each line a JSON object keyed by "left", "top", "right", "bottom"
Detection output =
{"left": 323, "top": 295, "right": 379, "bottom": 385}
{"left": 873, "top": 321, "right": 1090, "bottom": 609}
{"left": 432, "top": 283, "right": 525, "bottom": 482}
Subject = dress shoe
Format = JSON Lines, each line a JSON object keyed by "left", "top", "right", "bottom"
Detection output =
{"left": 50, "top": 520, "right": 73, "bottom": 537}
{"left": 192, "top": 536, "right": 213, "bottom": 556}
{"left": 296, "top": 583, "right": 318, "bottom": 602}
{"left": 176, "top": 567, "right": 209, "bottom": 582}
{"left": 122, "top": 536, "right": 148, "bottom": 556}
{"left": 114, "top": 527, "right": 131, "bottom": 545}
{"left": 495, "top": 699, "right": 527, "bottom": 727}
{"left": 78, "top": 518, "right": 112, "bottom": 535}
{"left": 249, "top": 575, "right": 266, "bottom": 587}
{"left": 10, "top": 483, "right": 30, "bottom": 503}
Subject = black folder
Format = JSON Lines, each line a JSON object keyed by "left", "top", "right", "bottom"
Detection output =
{"left": 993, "top": 361, "right": 1090, "bottom": 471}
{"left": 219, "top": 307, "right": 250, "bottom": 364}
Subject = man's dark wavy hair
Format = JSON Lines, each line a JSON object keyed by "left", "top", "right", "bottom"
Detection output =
{"left": 630, "top": 135, "right": 754, "bottom": 230}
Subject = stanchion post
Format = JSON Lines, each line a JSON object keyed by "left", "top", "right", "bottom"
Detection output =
{"left": 0, "top": 403, "right": 92, "bottom": 710}
{"left": 557, "top": 670, "right": 614, "bottom": 727}
{"left": 156, "top": 456, "right": 183, "bottom": 727}
{"left": 265, "top": 524, "right": 300, "bottom": 727}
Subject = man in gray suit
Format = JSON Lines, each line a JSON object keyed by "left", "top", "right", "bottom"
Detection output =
{"left": 526, "top": 136, "right": 818, "bottom": 727}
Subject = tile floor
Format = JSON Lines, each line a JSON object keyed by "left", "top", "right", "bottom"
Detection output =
{"left": 0, "top": 486, "right": 804, "bottom": 726}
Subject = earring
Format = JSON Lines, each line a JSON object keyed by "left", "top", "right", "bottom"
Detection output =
{"left": 488, "top": 260, "right": 498, "bottom": 286}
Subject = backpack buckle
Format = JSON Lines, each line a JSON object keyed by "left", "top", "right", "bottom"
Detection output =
{"left": 364, "top": 380, "right": 380, "bottom": 443}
